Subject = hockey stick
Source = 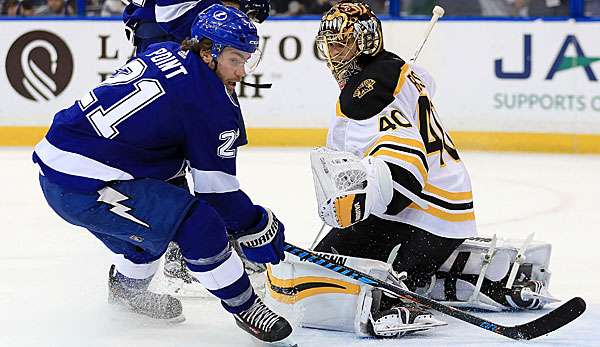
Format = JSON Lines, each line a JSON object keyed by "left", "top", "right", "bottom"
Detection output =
{"left": 410, "top": 5, "right": 445, "bottom": 63}
{"left": 283, "top": 242, "right": 586, "bottom": 340}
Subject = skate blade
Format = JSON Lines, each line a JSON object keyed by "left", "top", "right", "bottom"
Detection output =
{"left": 108, "top": 301, "right": 186, "bottom": 324}
{"left": 155, "top": 276, "right": 212, "bottom": 299}
{"left": 250, "top": 335, "right": 298, "bottom": 347}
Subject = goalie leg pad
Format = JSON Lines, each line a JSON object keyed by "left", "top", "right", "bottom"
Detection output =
{"left": 264, "top": 252, "right": 445, "bottom": 337}
{"left": 430, "top": 236, "right": 554, "bottom": 311}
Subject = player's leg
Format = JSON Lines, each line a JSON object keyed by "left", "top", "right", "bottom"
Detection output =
{"left": 316, "top": 216, "right": 555, "bottom": 312}
{"left": 38, "top": 176, "right": 196, "bottom": 321}
{"left": 432, "top": 236, "right": 556, "bottom": 310}
{"left": 314, "top": 216, "right": 464, "bottom": 290}
{"left": 107, "top": 255, "right": 184, "bottom": 321}
{"left": 173, "top": 201, "right": 292, "bottom": 343}
{"left": 314, "top": 216, "right": 462, "bottom": 337}
{"left": 265, "top": 252, "right": 446, "bottom": 339}
{"left": 127, "top": 21, "right": 177, "bottom": 56}
{"left": 369, "top": 223, "right": 463, "bottom": 337}
{"left": 161, "top": 174, "right": 267, "bottom": 296}
{"left": 387, "top": 224, "right": 465, "bottom": 291}
{"left": 161, "top": 174, "right": 202, "bottom": 286}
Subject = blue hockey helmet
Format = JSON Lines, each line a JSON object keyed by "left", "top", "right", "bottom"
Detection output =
{"left": 191, "top": 4, "right": 260, "bottom": 60}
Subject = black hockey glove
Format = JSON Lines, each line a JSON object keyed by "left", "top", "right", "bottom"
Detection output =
{"left": 240, "top": 0, "right": 270, "bottom": 23}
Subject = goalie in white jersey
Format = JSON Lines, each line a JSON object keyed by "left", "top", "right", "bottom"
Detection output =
{"left": 265, "top": 1, "right": 555, "bottom": 339}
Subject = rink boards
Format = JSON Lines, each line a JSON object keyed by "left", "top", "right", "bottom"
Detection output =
{"left": 1, "top": 19, "right": 600, "bottom": 152}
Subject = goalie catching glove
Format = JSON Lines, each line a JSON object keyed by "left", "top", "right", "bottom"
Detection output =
{"left": 234, "top": 206, "right": 285, "bottom": 265}
{"left": 311, "top": 147, "right": 393, "bottom": 228}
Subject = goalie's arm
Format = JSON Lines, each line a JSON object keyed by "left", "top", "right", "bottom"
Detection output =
{"left": 364, "top": 131, "right": 429, "bottom": 214}
{"left": 310, "top": 143, "right": 427, "bottom": 229}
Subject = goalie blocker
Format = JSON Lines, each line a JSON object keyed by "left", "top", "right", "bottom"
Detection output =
{"left": 264, "top": 235, "right": 556, "bottom": 337}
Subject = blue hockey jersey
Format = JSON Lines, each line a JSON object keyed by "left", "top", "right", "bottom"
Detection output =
{"left": 155, "top": 0, "right": 221, "bottom": 42}
{"left": 33, "top": 42, "right": 247, "bottom": 197}
{"left": 123, "top": 0, "right": 221, "bottom": 43}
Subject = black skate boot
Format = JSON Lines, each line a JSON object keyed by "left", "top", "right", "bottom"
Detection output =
{"left": 367, "top": 303, "right": 446, "bottom": 338}
{"left": 234, "top": 297, "right": 292, "bottom": 343}
{"left": 108, "top": 265, "right": 184, "bottom": 322}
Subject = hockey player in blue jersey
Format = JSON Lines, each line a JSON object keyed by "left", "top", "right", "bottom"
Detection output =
{"left": 33, "top": 4, "right": 292, "bottom": 343}
{"left": 123, "top": 0, "right": 272, "bottom": 291}
{"left": 124, "top": 0, "right": 270, "bottom": 55}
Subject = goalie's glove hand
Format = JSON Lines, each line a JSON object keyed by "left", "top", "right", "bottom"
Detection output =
{"left": 311, "top": 148, "right": 393, "bottom": 229}
{"left": 235, "top": 206, "right": 285, "bottom": 264}
{"left": 240, "top": 0, "right": 270, "bottom": 23}
{"left": 320, "top": 192, "right": 368, "bottom": 229}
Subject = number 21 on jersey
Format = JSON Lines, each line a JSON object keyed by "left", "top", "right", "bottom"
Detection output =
{"left": 78, "top": 59, "right": 165, "bottom": 139}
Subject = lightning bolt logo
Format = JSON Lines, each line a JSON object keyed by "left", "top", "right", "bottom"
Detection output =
{"left": 97, "top": 186, "right": 149, "bottom": 228}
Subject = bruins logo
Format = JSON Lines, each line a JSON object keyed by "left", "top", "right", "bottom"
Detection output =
{"left": 353, "top": 79, "right": 376, "bottom": 98}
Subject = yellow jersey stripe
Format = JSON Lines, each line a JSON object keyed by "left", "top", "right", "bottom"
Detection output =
{"left": 367, "top": 134, "right": 427, "bottom": 155}
{"left": 393, "top": 64, "right": 410, "bottom": 96}
{"left": 424, "top": 183, "right": 473, "bottom": 201}
{"left": 372, "top": 148, "right": 428, "bottom": 181}
{"left": 408, "top": 203, "right": 475, "bottom": 222}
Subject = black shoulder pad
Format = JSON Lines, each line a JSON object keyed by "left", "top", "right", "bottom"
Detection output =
{"left": 338, "top": 52, "right": 406, "bottom": 120}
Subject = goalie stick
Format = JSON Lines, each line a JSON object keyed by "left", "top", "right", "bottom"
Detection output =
{"left": 283, "top": 242, "right": 586, "bottom": 340}
{"left": 410, "top": 5, "right": 445, "bottom": 63}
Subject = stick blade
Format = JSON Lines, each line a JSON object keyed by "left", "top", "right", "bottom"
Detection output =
{"left": 508, "top": 297, "right": 586, "bottom": 340}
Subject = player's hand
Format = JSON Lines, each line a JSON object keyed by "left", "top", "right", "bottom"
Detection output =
{"left": 240, "top": 0, "right": 270, "bottom": 23}
{"left": 235, "top": 206, "right": 285, "bottom": 264}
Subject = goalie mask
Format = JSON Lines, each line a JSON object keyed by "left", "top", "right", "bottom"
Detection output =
{"left": 316, "top": 1, "right": 383, "bottom": 88}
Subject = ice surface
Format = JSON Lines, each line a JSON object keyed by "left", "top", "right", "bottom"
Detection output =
{"left": 2, "top": 148, "right": 599, "bottom": 346}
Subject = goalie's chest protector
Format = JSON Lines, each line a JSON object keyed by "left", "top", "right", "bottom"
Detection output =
{"left": 327, "top": 51, "right": 476, "bottom": 239}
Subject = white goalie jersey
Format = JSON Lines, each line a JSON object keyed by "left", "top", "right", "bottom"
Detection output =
{"left": 326, "top": 51, "right": 476, "bottom": 239}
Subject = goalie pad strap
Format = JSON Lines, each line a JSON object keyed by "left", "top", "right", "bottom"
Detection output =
{"left": 443, "top": 251, "right": 470, "bottom": 301}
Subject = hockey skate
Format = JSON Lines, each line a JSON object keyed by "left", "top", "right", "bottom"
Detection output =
{"left": 161, "top": 240, "right": 268, "bottom": 298}
{"left": 163, "top": 242, "right": 200, "bottom": 284}
{"left": 234, "top": 297, "right": 293, "bottom": 343}
{"left": 108, "top": 265, "right": 184, "bottom": 322}
{"left": 367, "top": 303, "right": 446, "bottom": 338}
{"left": 158, "top": 242, "right": 213, "bottom": 298}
